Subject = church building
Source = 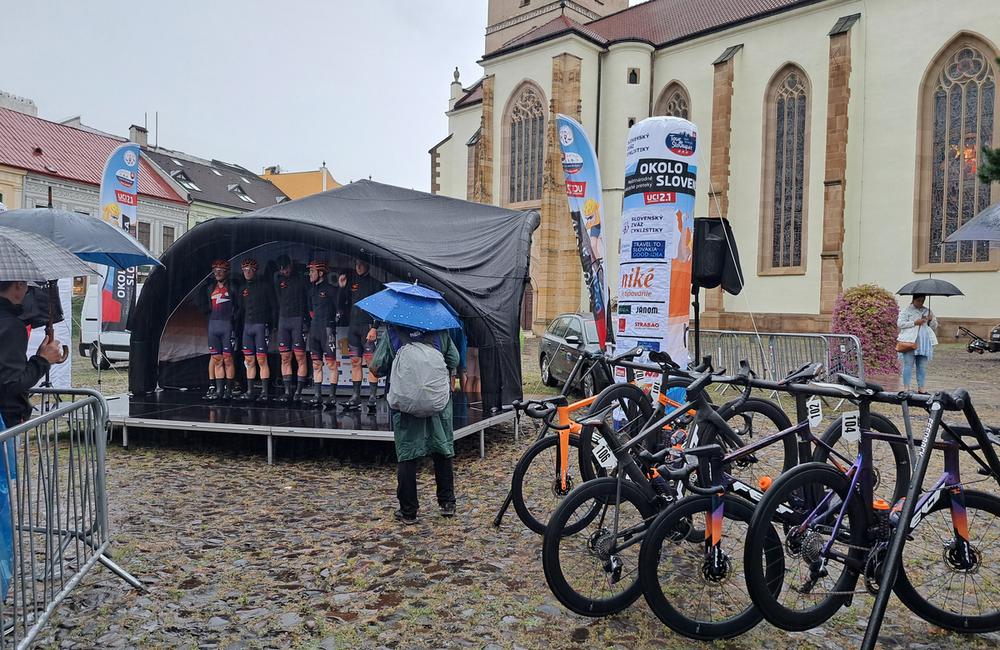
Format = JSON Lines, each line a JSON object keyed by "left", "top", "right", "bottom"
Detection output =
{"left": 430, "top": 0, "right": 1000, "bottom": 338}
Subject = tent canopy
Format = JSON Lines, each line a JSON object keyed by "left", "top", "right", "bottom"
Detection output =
{"left": 128, "top": 180, "right": 539, "bottom": 410}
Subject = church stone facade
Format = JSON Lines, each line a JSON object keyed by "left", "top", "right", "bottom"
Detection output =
{"left": 431, "top": 0, "right": 1000, "bottom": 338}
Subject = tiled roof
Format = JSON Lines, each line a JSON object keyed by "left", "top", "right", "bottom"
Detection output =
{"left": 0, "top": 107, "right": 185, "bottom": 203}
{"left": 454, "top": 79, "right": 485, "bottom": 110}
{"left": 144, "top": 149, "right": 287, "bottom": 211}
{"left": 498, "top": 15, "right": 609, "bottom": 51}
{"left": 488, "top": 0, "right": 820, "bottom": 57}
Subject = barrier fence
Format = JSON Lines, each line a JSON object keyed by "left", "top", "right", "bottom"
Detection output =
{"left": 692, "top": 329, "right": 865, "bottom": 383}
{"left": 0, "top": 389, "right": 141, "bottom": 649}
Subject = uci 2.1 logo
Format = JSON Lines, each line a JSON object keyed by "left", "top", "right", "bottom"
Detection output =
{"left": 666, "top": 131, "right": 696, "bottom": 157}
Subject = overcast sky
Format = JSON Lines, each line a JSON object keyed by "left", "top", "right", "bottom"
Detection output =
{"left": 4, "top": 1, "right": 491, "bottom": 191}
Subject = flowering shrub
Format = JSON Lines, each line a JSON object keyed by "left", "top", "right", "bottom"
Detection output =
{"left": 831, "top": 284, "right": 900, "bottom": 375}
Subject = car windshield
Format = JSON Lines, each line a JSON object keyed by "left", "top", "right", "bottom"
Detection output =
{"left": 584, "top": 320, "right": 598, "bottom": 343}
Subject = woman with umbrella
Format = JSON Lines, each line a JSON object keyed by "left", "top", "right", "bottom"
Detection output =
{"left": 359, "top": 283, "right": 461, "bottom": 525}
{"left": 896, "top": 279, "right": 961, "bottom": 393}
{"left": 0, "top": 227, "right": 94, "bottom": 428}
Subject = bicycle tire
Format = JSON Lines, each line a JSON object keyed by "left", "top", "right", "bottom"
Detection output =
{"left": 542, "top": 477, "right": 657, "bottom": 616}
{"left": 706, "top": 397, "right": 795, "bottom": 494}
{"left": 894, "top": 489, "right": 1000, "bottom": 632}
{"left": 640, "top": 493, "right": 784, "bottom": 639}
{"left": 510, "top": 433, "right": 602, "bottom": 535}
{"left": 577, "top": 381, "right": 665, "bottom": 472}
{"left": 744, "top": 462, "right": 866, "bottom": 631}
{"left": 813, "top": 412, "right": 909, "bottom": 503}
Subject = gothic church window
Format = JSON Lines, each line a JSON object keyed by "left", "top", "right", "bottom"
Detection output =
{"left": 917, "top": 37, "right": 998, "bottom": 268}
{"left": 505, "top": 82, "right": 546, "bottom": 204}
{"left": 760, "top": 65, "right": 810, "bottom": 273}
{"left": 654, "top": 82, "right": 690, "bottom": 119}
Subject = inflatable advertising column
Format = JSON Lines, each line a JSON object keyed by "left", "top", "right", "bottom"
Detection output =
{"left": 617, "top": 117, "right": 698, "bottom": 388}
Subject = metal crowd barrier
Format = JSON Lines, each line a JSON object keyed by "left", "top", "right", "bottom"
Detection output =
{"left": 0, "top": 389, "right": 143, "bottom": 648}
{"left": 693, "top": 329, "right": 865, "bottom": 384}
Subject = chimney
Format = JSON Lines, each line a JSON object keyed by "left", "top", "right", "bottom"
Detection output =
{"left": 449, "top": 67, "right": 463, "bottom": 111}
{"left": 263, "top": 165, "right": 281, "bottom": 176}
{"left": 129, "top": 124, "right": 148, "bottom": 147}
{"left": 0, "top": 91, "right": 38, "bottom": 116}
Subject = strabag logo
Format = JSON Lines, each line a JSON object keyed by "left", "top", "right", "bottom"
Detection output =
{"left": 562, "top": 151, "right": 584, "bottom": 175}
{"left": 666, "top": 130, "right": 696, "bottom": 157}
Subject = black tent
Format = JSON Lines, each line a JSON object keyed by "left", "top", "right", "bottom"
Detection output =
{"left": 129, "top": 180, "right": 539, "bottom": 411}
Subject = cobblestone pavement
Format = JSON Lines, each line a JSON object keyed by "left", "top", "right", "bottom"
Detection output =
{"left": 37, "top": 344, "right": 1000, "bottom": 649}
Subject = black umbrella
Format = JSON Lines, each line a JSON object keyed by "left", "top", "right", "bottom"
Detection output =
{"left": 896, "top": 279, "right": 963, "bottom": 296}
{"left": 0, "top": 207, "right": 161, "bottom": 268}
{"left": 944, "top": 201, "right": 1000, "bottom": 243}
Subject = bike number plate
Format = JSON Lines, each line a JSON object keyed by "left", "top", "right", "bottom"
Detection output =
{"left": 591, "top": 435, "right": 618, "bottom": 469}
{"left": 842, "top": 411, "right": 861, "bottom": 442}
{"left": 806, "top": 397, "right": 823, "bottom": 427}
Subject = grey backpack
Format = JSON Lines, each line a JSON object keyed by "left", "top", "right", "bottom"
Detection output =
{"left": 387, "top": 341, "right": 450, "bottom": 417}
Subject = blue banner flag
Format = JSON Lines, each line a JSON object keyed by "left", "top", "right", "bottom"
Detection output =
{"left": 98, "top": 143, "right": 141, "bottom": 332}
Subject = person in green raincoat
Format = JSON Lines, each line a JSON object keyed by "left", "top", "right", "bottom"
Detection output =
{"left": 371, "top": 324, "right": 460, "bottom": 524}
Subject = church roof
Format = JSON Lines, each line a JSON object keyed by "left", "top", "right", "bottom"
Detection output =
{"left": 486, "top": 0, "right": 824, "bottom": 58}
{"left": 454, "top": 79, "right": 485, "bottom": 110}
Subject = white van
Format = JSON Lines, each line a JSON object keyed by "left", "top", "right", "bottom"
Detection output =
{"left": 80, "top": 277, "right": 143, "bottom": 370}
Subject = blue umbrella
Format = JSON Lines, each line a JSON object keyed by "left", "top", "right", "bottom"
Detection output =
{"left": 0, "top": 208, "right": 161, "bottom": 268}
{"left": 355, "top": 289, "right": 460, "bottom": 332}
{"left": 383, "top": 281, "right": 444, "bottom": 299}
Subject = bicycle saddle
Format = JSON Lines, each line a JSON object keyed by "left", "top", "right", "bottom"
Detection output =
{"left": 782, "top": 362, "right": 823, "bottom": 385}
{"left": 648, "top": 350, "right": 678, "bottom": 369}
{"left": 610, "top": 346, "right": 644, "bottom": 364}
{"left": 836, "top": 373, "right": 883, "bottom": 393}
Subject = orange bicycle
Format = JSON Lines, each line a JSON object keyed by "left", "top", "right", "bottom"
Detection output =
{"left": 501, "top": 347, "right": 702, "bottom": 534}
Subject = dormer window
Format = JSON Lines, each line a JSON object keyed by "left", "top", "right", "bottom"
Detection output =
{"left": 229, "top": 184, "right": 255, "bottom": 203}
{"left": 172, "top": 170, "right": 200, "bottom": 192}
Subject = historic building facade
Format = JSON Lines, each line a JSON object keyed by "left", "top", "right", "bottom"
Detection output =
{"left": 432, "top": 0, "right": 1000, "bottom": 337}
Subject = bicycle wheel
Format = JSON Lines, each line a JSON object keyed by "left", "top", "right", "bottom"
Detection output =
{"left": 510, "top": 433, "right": 602, "bottom": 535}
{"left": 708, "top": 397, "right": 795, "bottom": 497}
{"left": 578, "top": 382, "right": 655, "bottom": 472}
{"left": 813, "top": 412, "right": 910, "bottom": 503}
{"left": 744, "top": 462, "right": 867, "bottom": 631}
{"left": 542, "top": 477, "right": 657, "bottom": 616}
{"left": 640, "top": 494, "right": 784, "bottom": 640}
{"left": 894, "top": 490, "right": 1000, "bottom": 632}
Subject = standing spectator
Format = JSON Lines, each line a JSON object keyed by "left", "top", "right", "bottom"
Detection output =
{"left": 236, "top": 258, "right": 275, "bottom": 401}
{"left": 0, "top": 281, "right": 63, "bottom": 428}
{"left": 273, "top": 254, "right": 309, "bottom": 403}
{"left": 371, "top": 324, "right": 459, "bottom": 523}
{"left": 344, "top": 259, "right": 381, "bottom": 410}
{"left": 897, "top": 293, "right": 938, "bottom": 394}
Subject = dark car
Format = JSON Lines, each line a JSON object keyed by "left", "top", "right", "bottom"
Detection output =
{"left": 538, "top": 313, "right": 608, "bottom": 396}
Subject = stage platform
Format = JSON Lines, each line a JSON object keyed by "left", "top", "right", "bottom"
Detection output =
{"left": 106, "top": 390, "right": 513, "bottom": 464}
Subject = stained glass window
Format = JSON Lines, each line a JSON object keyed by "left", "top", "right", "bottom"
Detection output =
{"left": 656, "top": 83, "right": 690, "bottom": 119}
{"left": 766, "top": 68, "right": 808, "bottom": 269}
{"left": 507, "top": 85, "right": 545, "bottom": 204}
{"left": 927, "top": 45, "right": 996, "bottom": 264}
